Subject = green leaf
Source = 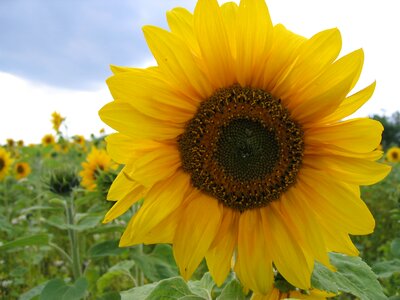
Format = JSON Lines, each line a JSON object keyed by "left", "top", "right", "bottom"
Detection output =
{"left": 120, "top": 277, "right": 204, "bottom": 300}
{"left": 188, "top": 272, "right": 215, "bottom": 299}
{"left": 372, "top": 259, "right": 400, "bottom": 278}
{"left": 88, "top": 240, "right": 128, "bottom": 258}
{"left": 120, "top": 283, "right": 157, "bottom": 300}
{"left": 391, "top": 238, "right": 400, "bottom": 258}
{"left": 96, "top": 291, "right": 121, "bottom": 300}
{"left": 18, "top": 281, "right": 48, "bottom": 300}
{"left": 147, "top": 277, "right": 203, "bottom": 300}
{"left": 132, "top": 244, "right": 179, "bottom": 282}
{"left": 0, "top": 234, "right": 50, "bottom": 251}
{"left": 216, "top": 279, "right": 245, "bottom": 300}
{"left": 40, "top": 278, "right": 87, "bottom": 300}
{"left": 97, "top": 261, "right": 135, "bottom": 293}
{"left": 312, "top": 253, "right": 387, "bottom": 300}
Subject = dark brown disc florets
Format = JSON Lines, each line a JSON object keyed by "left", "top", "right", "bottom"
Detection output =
{"left": 178, "top": 85, "right": 304, "bottom": 212}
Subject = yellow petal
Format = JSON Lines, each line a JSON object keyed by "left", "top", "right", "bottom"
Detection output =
{"left": 143, "top": 25, "right": 213, "bottom": 99}
{"left": 124, "top": 143, "right": 181, "bottom": 188}
{"left": 304, "top": 154, "right": 391, "bottom": 185}
{"left": 235, "top": 0, "right": 273, "bottom": 86}
{"left": 235, "top": 210, "right": 274, "bottom": 295}
{"left": 297, "top": 169, "right": 376, "bottom": 235}
{"left": 273, "top": 28, "right": 342, "bottom": 99}
{"left": 289, "top": 49, "right": 364, "bottom": 123}
{"left": 322, "top": 81, "right": 376, "bottom": 123}
{"left": 167, "top": 7, "right": 200, "bottom": 56}
{"left": 105, "top": 133, "right": 161, "bottom": 164}
{"left": 261, "top": 204, "right": 313, "bottom": 290}
{"left": 103, "top": 175, "right": 146, "bottom": 223}
{"left": 305, "top": 118, "right": 383, "bottom": 153}
{"left": 107, "top": 68, "right": 197, "bottom": 122}
{"left": 120, "top": 171, "right": 190, "bottom": 246}
{"left": 206, "top": 208, "right": 238, "bottom": 286}
{"left": 110, "top": 65, "right": 138, "bottom": 74}
{"left": 174, "top": 192, "right": 222, "bottom": 280}
{"left": 280, "top": 191, "right": 333, "bottom": 269}
{"left": 262, "top": 24, "right": 305, "bottom": 92}
{"left": 194, "top": 0, "right": 235, "bottom": 87}
{"left": 99, "top": 101, "right": 183, "bottom": 140}
{"left": 220, "top": 2, "right": 238, "bottom": 59}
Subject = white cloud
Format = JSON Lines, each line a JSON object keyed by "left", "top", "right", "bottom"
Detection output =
{"left": 1, "top": 72, "right": 113, "bottom": 144}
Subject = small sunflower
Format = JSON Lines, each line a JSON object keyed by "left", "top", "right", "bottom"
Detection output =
{"left": 99, "top": 0, "right": 390, "bottom": 295}
{"left": 386, "top": 146, "right": 400, "bottom": 163}
{"left": 51, "top": 111, "right": 65, "bottom": 133}
{"left": 0, "top": 147, "right": 13, "bottom": 180}
{"left": 17, "top": 140, "right": 24, "bottom": 147}
{"left": 79, "top": 147, "right": 117, "bottom": 191}
{"left": 73, "top": 135, "right": 86, "bottom": 147}
{"left": 42, "top": 134, "right": 56, "bottom": 146}
{"left": 14, "top": 162, "right": 31, "bottom": 180}
{"left": 6, "top": 138, "right": 15, "bottom": 148}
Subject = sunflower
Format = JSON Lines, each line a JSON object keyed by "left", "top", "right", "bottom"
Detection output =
{"left": 73, "top": 135, "right": 86, "bottom": 147}
{"left": 79, "top": 147, "right": 117, "bottom": 191}
{"left": 14, "top": 162, "right": 31, "bottom": 180}
{"left": 17, "top": 140, "right": 24, "bottom": 147}
{"left": 51, "top": 111, "right": 65, "bottom": 132}
{"left": 99, "top": 0, "right": 390, "bottom": 295}
{"left": 6, "top": 138, "right": 15, "bottom": 148}
{"left": 386, "top": 146, "right": 400, "bottom": 163}
{"left": 42, "top": 134, "right": 56, "bottom": 146}
{"left": 0, "top": 147, "right": 13, "bottom": 180}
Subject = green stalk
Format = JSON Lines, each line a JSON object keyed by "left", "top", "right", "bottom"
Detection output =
{"left": 65, "top": 195, "right": 82, "bottom": 279}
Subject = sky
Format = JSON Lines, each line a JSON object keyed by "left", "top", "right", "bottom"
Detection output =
{"left": 1, "top": 0, "right": 399, "bottom": 144}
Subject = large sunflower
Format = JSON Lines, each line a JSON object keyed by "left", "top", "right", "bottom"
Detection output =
{"left": 0, "top": 147, "right": 13, "bottom": 180}
{"left": 99, "top": 0, "right": 391, "bottom": 295}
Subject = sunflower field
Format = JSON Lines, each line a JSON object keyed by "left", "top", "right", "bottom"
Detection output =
{"left": 0, "top": 113, "right": 399, "bottom": 300}
{"left": 2, "top": 0, "right": 400, "bottom": 299}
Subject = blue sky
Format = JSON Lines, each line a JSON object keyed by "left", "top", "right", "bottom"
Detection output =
{"left": 1, "top": 0, "right": 399, "bottom": 143}
{"left": 0, "top": 0, "right": 197, "bottom": 89}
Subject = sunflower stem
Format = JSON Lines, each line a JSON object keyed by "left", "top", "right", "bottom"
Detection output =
{"left": 65, "top": 194, "right": 82, "bottom": 280}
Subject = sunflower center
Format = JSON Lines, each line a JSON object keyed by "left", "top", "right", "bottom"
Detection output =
{"left": 0, "top": 158, "right": 4, "bottom": 171}
{"left": 392, "top": 152, "right": 398, "bottom": 160}
{"left": 178, "top": 85, "right": 304, "bottom": 211}
{"left": 215, "top": 118, "right": 279, "bottom": 181}
{"left": 17, "top": 165, "right": 24, "bottom": 174}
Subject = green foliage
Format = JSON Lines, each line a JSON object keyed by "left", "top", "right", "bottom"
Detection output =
{"left": 1, "top": 127, "right": 399, "bottom": 299}
{"left": 312, "top": 253, "right": 387, "bottom": 300}
{"left": 372, "top": 112, "right": 400, "bottom": 149}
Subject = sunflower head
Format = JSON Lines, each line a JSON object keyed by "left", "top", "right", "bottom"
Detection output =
{"left": 99, "top": 0, "right": 390, "bottom": 296}
{"left": 42, "top": 134, "right": 56, "bottom": 146}
{"left": 386, "top": 146, "right": 400, "bottom": 163}
{"left": 17, "top": 140, "right": 24, "bottom": 147}
{"left": 14, "top": 162, "right": 31, "bottom": 180}
{"left": 79, "top": 147, "right": 117, "bottom": 191}
{"left": 6, "top": 138, "right": 15, "bottom": 148}
{"left": 51, "top": 111, "right": 65, "bottom": 133}
{"left": 0, "top": 147, "right": 13, "bottom": 180}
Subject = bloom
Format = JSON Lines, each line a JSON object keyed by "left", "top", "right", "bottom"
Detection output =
{"left": 0, "top": 147, "right": 12, "bottom": 180}
{"left": 79, "top": 147, "right": 117, "bottom": 191}
{"left": 42, "top": 134, "right": 56, "bottom": 146}
{"left": 386, "top": 146, "right": 400, "bottom": 163}
{"left": 99, "top": 0, "right": 390, "bottom": 295}
{"left": 51, "top": 111, "right": 65, "bottom": 132}
{"left": 14, "top": 162, "right": 31, "bottom": 180}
